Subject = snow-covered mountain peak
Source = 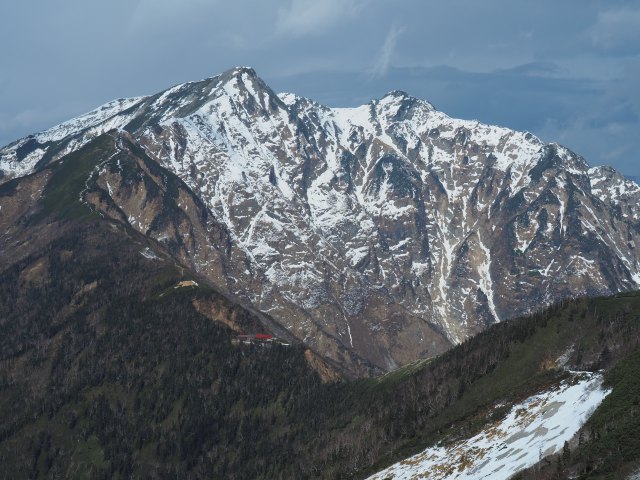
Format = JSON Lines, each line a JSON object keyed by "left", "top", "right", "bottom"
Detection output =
{"left": 219, "top": 65, "right": 259, "bottom": 81}
{"left": 1, "top": 67, "right": 640, "bottom": 375}
{"left": 375, "top": 89, "right": 434, "bottom": 115}
{"left": 218, "top": 66, "right": 269, "bottom": 97}
{"left": 381, "top": 89, "right": 410, "bottom": 98}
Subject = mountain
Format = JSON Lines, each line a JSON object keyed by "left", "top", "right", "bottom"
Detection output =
{"left": 2, "top": 66, "right": 640, "bottom": 375}
{"left": 1, "top": 193, "right": 639, "bottom": 479}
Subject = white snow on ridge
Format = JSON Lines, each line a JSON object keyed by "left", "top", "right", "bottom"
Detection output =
{"left": 35, "top": 96, "right": 146, "bottom": 143}
{"left": 0, "top": 96, "right": 146, "bottom": 181}
{"left": 588, "top": 166, "right": 640, "bottom": 205}
{"left": 367, "top": 372, "right": 609, "bottom": 480}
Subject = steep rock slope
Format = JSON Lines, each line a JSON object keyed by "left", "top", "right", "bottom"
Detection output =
{"left": 2, "top": 67, "right": 639, "bottom": 374}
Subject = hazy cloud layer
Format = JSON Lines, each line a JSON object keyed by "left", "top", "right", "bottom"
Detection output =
{"left": 589, "top": 7, "right": 640, "bottom": 52}
{"left": 1, "top": 0, "right": 638, "bottom": 177}
{"left": 276, "top": 0, "right": 368, "bottom": 37}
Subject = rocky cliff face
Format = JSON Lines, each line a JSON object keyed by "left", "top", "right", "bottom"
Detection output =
{"left": 2, "top": 67, "right": 639, "bottom": 375}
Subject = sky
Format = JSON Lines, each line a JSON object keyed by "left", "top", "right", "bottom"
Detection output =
{"left": 1, "top": 0, "right": 638, "bottom": 177}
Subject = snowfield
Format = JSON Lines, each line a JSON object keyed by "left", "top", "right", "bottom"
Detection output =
{"left": 367, "top": 372, "right": 609, "bottom": 480}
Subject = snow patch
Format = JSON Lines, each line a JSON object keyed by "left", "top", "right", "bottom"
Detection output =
{"left": 139, "top": 248, "right": 159, "bottom": 260}
{"left": 367, "top": 372, "right": 609, "bottom": 480}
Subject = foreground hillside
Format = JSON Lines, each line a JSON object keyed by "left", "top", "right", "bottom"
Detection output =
{"left": 2, "top": 67, "right": 640, "bottom": 375}
{"left": 0, "top": 152, "right": 330, "bottom": 478}
{"left": 368, "top": 371, "right": 609, "bottom": 479}
{"left": 1, "top": 148, "right": 640, "bottom": 477}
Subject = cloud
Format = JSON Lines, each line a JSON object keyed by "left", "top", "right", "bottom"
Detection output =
{"left": 276, "top": 0, "right": 366, "bottom": 37}
{"left": 588, "top": 7, "right": 640, "bottom": 53}
{"left": 371, "top": 24, "right": 405, "bottom": 77}
{"left": 128, "top": 0, "right": 214, "bottom": 30}
{"left": 601, "top": 144, "right": 633, "bottom": 163}
{"left": 496, "top": 62, "right": 565, "bottom": 78}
